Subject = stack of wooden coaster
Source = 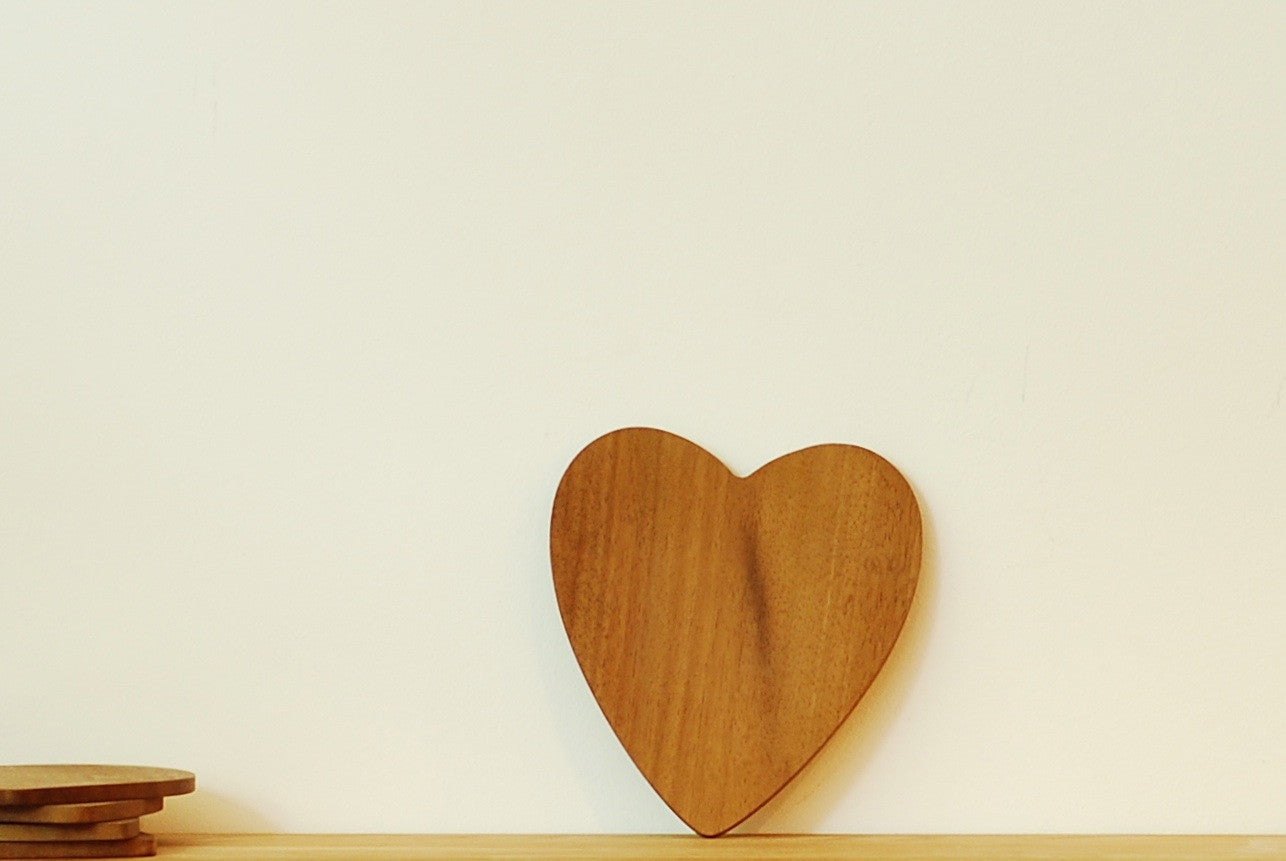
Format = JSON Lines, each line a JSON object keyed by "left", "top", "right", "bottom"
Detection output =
{"left": 0, "top": 766, "right": 194, "bottom": 859}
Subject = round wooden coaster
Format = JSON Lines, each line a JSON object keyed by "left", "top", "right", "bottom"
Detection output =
{"left": 0, "top": 767, "right": 193, "bottom": 807}
{"left": 0, "top": 819, "right": 140, "bottom": 842}
{"left": 0, "top": 798, "right": 163, "bottom": 825}
{"left": 0, "top": 833, "right": 154, "bottom": 859}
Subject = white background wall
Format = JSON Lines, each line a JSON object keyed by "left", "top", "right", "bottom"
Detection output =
{"left": 3, "top": 2, "right": 1283, "bottom": 835}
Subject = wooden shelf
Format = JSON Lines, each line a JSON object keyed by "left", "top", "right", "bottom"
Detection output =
{"left": 154, "top": 834, "right": 1286, "bottom": 859}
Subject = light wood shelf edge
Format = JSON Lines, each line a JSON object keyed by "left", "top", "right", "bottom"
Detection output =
{"left": 154, "top": 833, "right": 1286, "bottom": 860}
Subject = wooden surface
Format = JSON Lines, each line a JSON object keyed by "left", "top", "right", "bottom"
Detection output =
{"left": 0, "top": 799, "right": 163, "bottom": 825}
{"left": 0, "top": 767, "right": 194, "bottom": 807}
{"left": 0, "top": 833, "right": 154, "bottom": 859}
{"left": 0, "top": 818, "right": 140, "bottom": 841}
{"left": 151, "top": 834, "right": 1286, "bottom": 860}
{"left": 551, "top": 428, "right": 922, "bottom": 836}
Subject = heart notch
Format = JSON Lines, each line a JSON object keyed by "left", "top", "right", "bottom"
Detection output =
{"left": 550, "top": 428, "right": 922, "bottom": 836}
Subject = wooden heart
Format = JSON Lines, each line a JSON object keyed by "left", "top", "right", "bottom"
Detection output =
{"left": 550, "top": 428, "right": 921, "bottom": 836}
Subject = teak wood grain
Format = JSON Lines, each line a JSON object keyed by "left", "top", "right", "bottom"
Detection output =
{"left": 551, "top": 428, "right": 922, "bottom": 837}
{"left": 0, "top": 799, "right": 162, "bottom": 825}
{"left": 0, "top": 767, "right": 193, "bottom": 807}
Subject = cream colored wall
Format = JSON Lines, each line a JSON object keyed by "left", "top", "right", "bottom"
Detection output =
{"left": 3, "top": 2, "right": 1283, "bottom": 834}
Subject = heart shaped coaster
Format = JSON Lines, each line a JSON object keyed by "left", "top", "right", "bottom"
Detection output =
{"left": 550, "top": 428, "right": 921, "bottom": 836}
